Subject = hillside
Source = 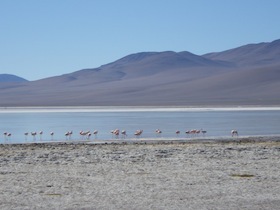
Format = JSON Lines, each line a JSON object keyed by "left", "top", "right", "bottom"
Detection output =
{"left": 0, "top": 74, "right": 28, "bottom": 83}
{"left": 0, "top": 40, "right": 279, "bottom": 106}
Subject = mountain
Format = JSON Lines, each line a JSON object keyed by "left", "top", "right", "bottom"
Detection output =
{"left": 203, "top": 39, "right": 280, "bottom": 67}
{"left": 0, "top": 74, "right": 28, "bottom": 82}
{"left": 0, "top": 40, "right": 279, "bottom": 106}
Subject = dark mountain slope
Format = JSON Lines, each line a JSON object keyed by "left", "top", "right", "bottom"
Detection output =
{"left": 0, "top": 74, "right": 28, "bottom": 82}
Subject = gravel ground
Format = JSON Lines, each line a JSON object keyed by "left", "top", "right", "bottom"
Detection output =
{"left": 0, "top": 137, "right": 279, "bottom": 210}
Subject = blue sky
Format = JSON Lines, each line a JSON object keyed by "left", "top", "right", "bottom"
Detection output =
{"left": 1, "top": 0, "right": 280, "bottom": 81}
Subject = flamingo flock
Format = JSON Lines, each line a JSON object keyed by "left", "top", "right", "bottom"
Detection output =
{"left": 2, "top": 128, "right": 241, "bottom": 142}
{"left": 185, "top": 129, "right": 207, "bottom": 137}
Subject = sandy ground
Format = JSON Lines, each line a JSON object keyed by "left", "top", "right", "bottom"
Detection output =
{"left": 0, "top": 137, "right": 279, "bottom": 210}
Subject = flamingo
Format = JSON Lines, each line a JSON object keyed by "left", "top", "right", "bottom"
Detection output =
{"left": 50, "top": 132, "right": 54, "bottom": 140}
{"left": 80, "top": 131, "right": 90, "bottom": 140}
{"left": 155, "top": 129, "right": 162, "bottom": 137}
{"left": 201, "top": 129, "right": 207, "bottom": 136}
{"left": 134, "top": 130, "right": 143, "bottom": 138}
{"left": 121, "top": 130, "right": 127, "bottom": 139}
{"left": 110, "top": 129, "right": 119, "bottom": 139}
{"left": 39, "top": 131, "right": 43, "bottom": 141}
{"left": 185, "top": 130, "right": 191, "bottom": 137}
{"left": 65, "top": 132, "right": 70, "bottom": 140}
{"left": 189, "top": 129, "right": 196, "bottom": 136}
{"left": 93, "top": 130, "right": 98, "bottom": 139}
{"left": 3, "top": 132, "right": 8, "bottom": 140}
{"left": 231, "top": 130, "right": 238, "bottom": 137}
{"left": 68, "top": 131, "right": 73, "bottom": 140}
{"left": 7, "top": 133, "right": 11, "bottom": 140}
{"left": 31, "top": 132, "right": 37, "bottom": 141}
{"left": 175, "top": 130, "right": 180, "bottom": 137}
{"left": 79, "top": 131, "right": 84, "bottom": 139}
{"left": 192, "top": 129, "right": 200, "bottom": 136}
{"left": 24, "top": 132, "right": 29, "bottom": 140}
{"left": 110, "top": 130, "right": 115, "bottom": 138}
{"left": 113, "top": 129, "right": 120, "bottom": 139}
{"left": 87, "top": 132, "right": 92, "bottom": 140}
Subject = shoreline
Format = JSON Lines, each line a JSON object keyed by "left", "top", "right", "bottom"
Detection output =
{"left": 2, "top": 135, "right": 280, "bottom": 146}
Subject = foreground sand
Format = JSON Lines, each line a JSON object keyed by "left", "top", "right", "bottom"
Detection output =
{"left": 0, "top": 137, "right": 279, "bottom": 210}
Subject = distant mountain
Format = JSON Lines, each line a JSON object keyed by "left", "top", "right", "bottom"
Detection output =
{"left": 0, "top": 74, "right": 28, "bottom": 82}
{"left": 0, "top": 39, "right": 279, "bottom": 106}
{"left": 31, "top": 51, "right": 232, "bottom": 88}
{"left": 203, "top": 39, "right": 280, "bottom": 67}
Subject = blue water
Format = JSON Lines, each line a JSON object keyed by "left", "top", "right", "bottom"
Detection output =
{"left": 1, "top": 107, "right": 280, "bottom": 143}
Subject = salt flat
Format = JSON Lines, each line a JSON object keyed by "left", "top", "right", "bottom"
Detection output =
{"left": 0, "top": 137, "right": 279, "bottom": 210}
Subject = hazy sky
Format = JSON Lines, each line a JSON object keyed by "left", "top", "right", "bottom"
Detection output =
{"left": 1, "top": 0, "right": 280, "bottom": 81}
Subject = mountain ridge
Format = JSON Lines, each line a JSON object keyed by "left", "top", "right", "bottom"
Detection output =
{"left": 203, "top": 39, "right": 280, "bottom": 67}
{"left": 0, "top": 39, "right": 280, "bottom": 106}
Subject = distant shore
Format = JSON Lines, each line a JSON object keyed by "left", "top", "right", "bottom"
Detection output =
{"left": 1, "top": 105, "right": 280, "bottom": 113}
{"left": 1, "top": 136, "right": 280, "bottom": 209}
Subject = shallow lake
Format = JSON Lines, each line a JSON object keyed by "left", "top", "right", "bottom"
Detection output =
{"left": 1, "top": 107, "right": 280, "bottom": 144}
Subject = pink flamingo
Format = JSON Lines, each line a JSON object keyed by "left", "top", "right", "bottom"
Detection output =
{"left": 110, "top": 129, "right": 119, "bottom": 139}
{"left": 24, "top": 132, "right": 29, "bottom": 140}
{"left": 3, "top": 132, "right": 8, "bottom": 141}
{"left": 190, "top": 129, "right": 199, "bottom": 136}
{"left": 39, "top": 131, "right": 43, "bottom": 140}
{"left": 176, "top": 130, "right": 180, "bottom": 137}
{"left": 189, "top": 129, "right": 196, "bottom": 136}
{"left": 65, "top": 132, "right": 70, "bottom": 140}
{"left": 121, "top": 130, "right": 127, "bottom": 139}
{"left": 31, "top": 132, "right": 37, "bottom": 141}
{"left": 93, "top": 130, "right": 98, "bottom": 139}
{"left": 201, "top": 129, "right": 207, "bottom": 136}
{"left": 110, "top": 130, "right": 114, "bottom": 138}
{"left": 231, "top": 130, "right": 238, "bottom": 137}
{"left": 50, "top": 132, "right": 54, "bottom": 140}
{"left": 64, "top": 131, "right": 73, "bottom": 140}
{"left": 87, "top": 132, "right": 92, "bottom": 140}
{"left": 155, "top": 129, "right": 162, "bottom": 137}
{"left": 114, "top": 129, "right": 120, "bottom": 139}
{"left": 80, "top": 131, "right": 90, "bottom": 140}
{"left": 185, "top": 130, "right": 191, "bottom": 137}
{"left": 68, "top": 131, "right": 73, "bottom": 139}
{"left": 7, "top": 133, "right": 11, "bottom": 140}
{"left": 134, "top": 130, "right": 143, "bottom": 138}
